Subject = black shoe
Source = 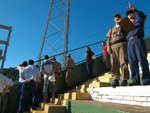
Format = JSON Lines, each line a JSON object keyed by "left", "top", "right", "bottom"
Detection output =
{"left": 111, "top": 79, "right": 119, "bottom": 88}
{"left": 121, "top": 80, "right": 128, "bottom": 86}
{"left": 129, "top": 82, "right": 140, "bottom": 86}
{"left": 143, "top": 81, "right": 150, "bottom": 85}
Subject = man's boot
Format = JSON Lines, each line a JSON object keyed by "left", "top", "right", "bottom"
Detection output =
{"left": 111, "top": 79, "right": 119, "bottom": 88}
{"left": 121, "top": 80, "right": 128, "bottom": 86}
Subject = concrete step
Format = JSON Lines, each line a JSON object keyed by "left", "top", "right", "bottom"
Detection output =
{"left": 50, "top": 98, "right": 67, "bottom": 106}
{"left": 90, "top": 85, "right": 150, "bottom": 107}
{"left": 32, "top": 111, "right": 46, "bottom": 113}
{"left": 44, "top": 103, "right": 66, "bottom": 113}
{"left": 58, "top": 92, "right": 90, "bottom": 100}
{"left": 38, "top": 103, "right": 66, "bottom": 113}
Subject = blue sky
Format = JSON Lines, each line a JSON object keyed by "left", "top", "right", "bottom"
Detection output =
{"left": 0, "top": 0, "right": 150, "bottom": 68}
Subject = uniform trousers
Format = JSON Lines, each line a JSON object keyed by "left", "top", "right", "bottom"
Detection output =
{"left": 18, "top": 81, "right": 37, "bottom": 113}
{"left": 111, "top": 42, "right": 129, "bottom": 80}
{"left": 128, "top": 38, "right": 150, "bottom": 84}
{"left": 65, "top": 69, "right": 74, "bottom": 87}
{"left": 55, "top": 73, "right": 60, "bottom": 92}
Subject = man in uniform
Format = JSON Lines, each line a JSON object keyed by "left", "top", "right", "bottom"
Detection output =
{"left": 50, "top": 56, "right": 62, "bottom": 95}
{"left": 106, "top": 14, "right": 129, "bottom": 88}
{"left": 126, "top": 2, "right": 150, "bottom": 85}
{"left": 65, "top": 54, "right": 75, "bottom": 90}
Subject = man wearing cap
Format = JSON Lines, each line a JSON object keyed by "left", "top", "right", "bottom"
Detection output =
{"left": 65, "top": 54, "right": 75, "bottom": 90}
{"left": 126, "top": 2, "right": 150, "bottom": 86}
{"left": 50, "top": 56, "right": 62, "bottom": 95}
{"left": 106, "top": 13, "right": 129, "bottom": 88}
{"left": 41, "top": 55, "right": 55, "bottom": 103}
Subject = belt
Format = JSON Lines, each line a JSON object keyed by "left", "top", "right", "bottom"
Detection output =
{"left": 67, "top": 68, "right": 73, "bottom": 70}
{"left": 111, "top": 39, "right": 127, "bottom": 45}
{"left": 128, "top": 36, "right": 137, "bottom": 41}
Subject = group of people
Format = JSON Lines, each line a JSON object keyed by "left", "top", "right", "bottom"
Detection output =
{"left": 16, "top": 54, "right": 74, "bottom": 113}
{"left": 104, "top": 2, "right": 150, "bottom": 87}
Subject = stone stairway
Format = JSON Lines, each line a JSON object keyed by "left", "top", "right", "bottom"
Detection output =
{"left": 31, "top": 72, "right": 111, "bottom": 113}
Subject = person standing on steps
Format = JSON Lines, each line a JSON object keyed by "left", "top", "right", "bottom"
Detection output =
{"left": 106, "top": 13, "right": 129, "bottom": 88}
{"left": 41, "top": 55, "right": 55, "bottom": 103}
{"left": 102, "top": 41, "right": 110, "bottom": 72}
{"left": 125, "top": 2, "right": 150, "bottom": 86}
{"left": 85, "top": 47, "right": 94, "bottom": 79}
{"left": 65, "top": 54, "right": 75, "bottom": 90}
{"left": 18, "top": 60, "right": 41, "bottom": 113}
{"left": 50, "top": 56, "right": 62, "bottom": 97}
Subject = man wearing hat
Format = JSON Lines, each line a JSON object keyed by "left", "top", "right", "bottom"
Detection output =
{"left": 50, "top": 56, "right": 62, "bottom": 95}
{"left": 106, "top": 13, "right": 129, "bottom": 88}
{"left": 65, "top": 54, "right": 75, "bottom": 90}
{"left": 126, "top": 2, "right": 150, "bottom": 86}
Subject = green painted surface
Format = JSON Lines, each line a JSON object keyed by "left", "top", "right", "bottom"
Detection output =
{"left": 66, "top": 100, "right": 130, "bottom": 113}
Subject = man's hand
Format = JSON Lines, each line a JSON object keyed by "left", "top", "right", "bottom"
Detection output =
{"left": 107, "top": 47, "right": 111, "bottom": 54}
{"left": 1, "top": 92, "right": 5, "bottom": 96}
{"left": 24, "top": 80, "right": 30, "bottom": 83}
{"left": 127, "top": 2, "right": 136, "bottom": 10}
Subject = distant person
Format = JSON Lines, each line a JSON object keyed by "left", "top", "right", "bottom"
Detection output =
{"left": 18, "top": 60, "right": 41, "bottom": 113}
{"left": 17, "top": 61, "right": 28, "bottom": 110}
{"left": 1, "top": 77, "right": 13, "bottom": 113}
{"left": 50, "top": 56, "right": 62, "bottom": 96}
{"left": 106, "top": 13, "right": 129, "bottom": 88}
{"left": 102, "top": 41, "right": 110, "bottom": 71}
{"left": 0, "top": 74, "right": 10, "bottom": 113}
{"left": 125, "top": 2, "right": 150, "bottom": 85}
{"left": 41, "top": 55, "right": 55, "bottom": 103}
{"left": 65, "top": 54, "right": 75, "bottom": 90}
{"left": 85, "top": 47, "right": 94, "bottom": 79}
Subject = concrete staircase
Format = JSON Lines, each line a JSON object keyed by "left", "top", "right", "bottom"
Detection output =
{"left": 90, "top": 53, "right": 150, "bottom": 107}
{"left": 30, "top": 72, "right": 111, "bottom": 113}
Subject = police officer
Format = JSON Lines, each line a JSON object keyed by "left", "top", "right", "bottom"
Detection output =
{"left": 50, "top": 56, "right": 62, "bottom": 94}
{"left": 106, "top": 14, "right": 129, "bottom": 88}
{"left": 126, "top": 2, "right": 150, "bottom": 86}
{"left": 65, "top": 54, "right": 75, "bottom": 90}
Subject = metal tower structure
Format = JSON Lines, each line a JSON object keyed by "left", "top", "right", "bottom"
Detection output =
{"left": 37, "top": 0, "right": 70, "bottom": 66}
{"left": 0, "top": 25, "right": 12, "bottom": 70}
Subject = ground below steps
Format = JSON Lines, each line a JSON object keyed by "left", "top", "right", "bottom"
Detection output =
{"left": 70, "top": 100, "right": 150, "bottom": 113}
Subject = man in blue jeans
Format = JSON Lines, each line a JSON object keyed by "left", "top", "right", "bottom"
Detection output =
{"left": 126, "top": 2, "right": 150, "bottom": 85}
{"left": 18, "top": 60, "right": 40, "bottom": 113}
{"left": 41, "top": 55, "right": 55, "bottom": 103}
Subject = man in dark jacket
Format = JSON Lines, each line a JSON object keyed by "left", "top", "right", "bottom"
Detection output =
{"left": 126, "top": 2, "right": 150, "bottom": 86}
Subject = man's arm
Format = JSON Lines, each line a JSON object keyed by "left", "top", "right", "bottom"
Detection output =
{"left": 41, "top": 69, "right": 50, "bottom": 76}
{"left": 1, "top": 85, "right": 10, "bottom": 96}
{"left": 59, "top": 64, "right": 62, "bottom": 77}
{"left": 107, "top": 38, "right": 111, "bottom": 54}
{"left": 85, "top": 53, "right": 88, "bottom": 62}
{"left": 127, "top": 2, "right": 146, "bottom": 23}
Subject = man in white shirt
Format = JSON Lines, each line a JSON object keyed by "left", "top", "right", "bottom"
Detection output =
{"left": 41, "top": 55, "right": 55, "bottom": 102}
{"left": 1, "top": 77, "right": 13, "bottom": 113}
{"left": 0, "top": 74, "right": 10, "bottom": 113}
{"left": 18, "top": 60, "right": 40, "bottom": 113}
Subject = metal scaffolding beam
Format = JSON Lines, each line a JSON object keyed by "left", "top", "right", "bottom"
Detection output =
{"left": 37, "top": 0, "right": 70, "bottom": 67}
